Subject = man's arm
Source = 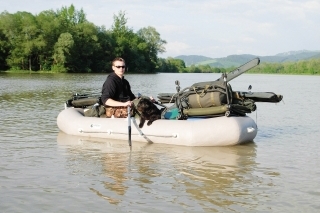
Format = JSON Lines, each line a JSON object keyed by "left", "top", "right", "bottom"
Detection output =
{"left": 105, "top": 98, "right": 133, "bottom": 107}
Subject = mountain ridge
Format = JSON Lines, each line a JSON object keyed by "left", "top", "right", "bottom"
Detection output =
{"left": 175, "top": 50, "right": 320, "bottom": 68}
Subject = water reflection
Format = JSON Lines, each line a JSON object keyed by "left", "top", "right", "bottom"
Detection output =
{"left": 57, "top": 132, "right": 274, "bottom": 210}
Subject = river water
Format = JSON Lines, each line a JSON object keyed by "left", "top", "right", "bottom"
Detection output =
{"left": 0, "top": 72, "right": 319, "bottom": 212}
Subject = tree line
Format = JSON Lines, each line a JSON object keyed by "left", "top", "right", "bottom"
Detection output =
{"left": 0, "top": 5, "right": 166, "bottom": 73}
{"left": 0, "top": 5, "right": 319, "bottom": 75}
{"left": 248, "top": 58, "right": 320, "bottom": 75}
{"left": 158, "top": 57, "right": 320, "bottom": 75}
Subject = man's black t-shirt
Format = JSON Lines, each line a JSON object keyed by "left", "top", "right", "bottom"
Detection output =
{"left": 101, "top": 72, "right": 136, "bottom": 106}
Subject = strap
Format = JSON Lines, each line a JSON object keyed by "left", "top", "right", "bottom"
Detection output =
{"left": 131, "top": 117, "right": 153, "bottom": 143}
{"left": 196, "top": 94, "right": 203, "bottom": 108}
{"left": 210, "top": 92, "right": 215, "bottom": 106}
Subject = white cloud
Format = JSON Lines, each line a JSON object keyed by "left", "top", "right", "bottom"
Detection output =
{"left": 162, "top": 42, "right": 190, "bottom": 57}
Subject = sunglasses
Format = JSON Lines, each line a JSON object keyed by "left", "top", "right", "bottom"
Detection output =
{"left": 114, "top": 65, "right": 126, "bottom": 69}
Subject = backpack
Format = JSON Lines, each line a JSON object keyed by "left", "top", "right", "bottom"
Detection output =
{"left": 157, "top": 74, "right": 260, "bottom": 119}
{"left": 84, "top": 103, "right": 106, "bottom": 117}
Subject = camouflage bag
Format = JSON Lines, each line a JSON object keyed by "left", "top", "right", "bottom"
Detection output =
{"left": 105, "top": 106, "right": 129, "bottom": 118}
{"left": 84, "top": 104, "right": 106, "bottom": 117}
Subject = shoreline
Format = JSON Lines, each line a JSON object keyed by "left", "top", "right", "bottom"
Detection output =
{"left": 1, "top": 70, "right": 318, "bottom": 75}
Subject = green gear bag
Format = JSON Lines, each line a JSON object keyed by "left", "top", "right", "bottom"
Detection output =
{"left": 84, "top": 104, "right": 106, "bottom": 117}
{"left": 188, "top": 91, "right": 227, "bottom": 108}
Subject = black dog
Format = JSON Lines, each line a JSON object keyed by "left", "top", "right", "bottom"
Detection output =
{"left": 135, "top": 98, "right": 161, "bottom": 128}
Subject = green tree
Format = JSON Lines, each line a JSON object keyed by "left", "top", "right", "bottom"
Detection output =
{"left": 36, "top": 10, "right": 61, "bottom": 70}
{"left": 52, "top": 32, "right": 74, "bottom": 72}
{"left": 56, "top": 4, "right": 86, "bottom": 29}
{"left": 0, "top": 11, "right": 46, "bottom": 71}
{"left": 66, "top": 22, "right": 100, "bottom": 72}
{"left": 189, "top": 64, "right": 202, "bottom": 73}
{"left": 90, "top": 26, "right": 114, "bottom": 72}
{"left": 109, "top": 11, "right": 142, "bottom": 72}
{"left": 108, "top": 11, "right": 168, "bottom": 73}
{"left": 168, "top": 58, "right": 186, "bottom": 72}
{"left": 137, "top": 26, "right": 167, "bottom": 70}
{"left": 156, "top": 58, "right": 186, "bottom": 73}
{"left": 1, "top": 6, "right": 171, "bottom": 73}
{"left": 0, "top": 28, "right": 10, "bottom": 70}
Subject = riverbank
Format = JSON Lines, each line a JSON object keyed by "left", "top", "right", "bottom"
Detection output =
{"left": 0, "top": 70, "right": 158, "bottom": 74}
{"left": 0, "top": 70, "right": 64, "bottom": 74}
{"left": 1, "top": 70, "right": 319, "bottom": 75}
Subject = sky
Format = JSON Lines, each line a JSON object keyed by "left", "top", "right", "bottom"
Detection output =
{"left": 1, "top": 0, "right": 319, "bottom": 58}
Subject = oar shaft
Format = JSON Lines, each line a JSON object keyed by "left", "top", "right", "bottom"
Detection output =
{"left": 225, "top": 57, "right": 260, "bottom": 82}
{"left": 127, "top": 106, "right": 132, "bottom": 147}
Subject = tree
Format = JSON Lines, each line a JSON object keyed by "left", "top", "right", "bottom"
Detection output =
{"left": 0, "top": 27, "right": 10, "bottom": 70}
{"left": 0, "top": 11, "right": 44, "bottom": 71}
{"left": 156, "top": 58, "right": 186, "bottom": 73}
{"left": 52, "top": 32, "right": 74, "bottom": 72}
{"left": 189, "top": 64, "right": 202, "bottom": 73}
{"left": 109, "top": 11, "right": 135, "bottom": 59}
{"left": 36, "top": 10, "right": 61, "bottom": 70}
{"left": 56, "top": 4, "right": 87, "bottom": 29}
{"left": 90, "top": 26, "right": 114, "bottom": 72}
{"left": 137, "top": 26, "right": 167, "bottom": 70}
{"left": 67, "top": 22, "right": 100, "bottom": 72}
{"left": 20, "top": 13, "right": 45, "bottom": 71}
{"left": 0, "top": 6, "right": 171, "bottom": 73}
{"left": 109, "top": 11, "right": 159, "bottom": 72}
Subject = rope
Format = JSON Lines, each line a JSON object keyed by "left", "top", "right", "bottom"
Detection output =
{"left": 131, "top": 117, "right": 153, "bottom": 143}
{"left": 79, "top": 125, "right": 177, "bottom": 138}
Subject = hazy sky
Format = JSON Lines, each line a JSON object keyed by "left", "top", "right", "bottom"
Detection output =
{"left": 1, "top": 0, "right": 319, "bottom": 58}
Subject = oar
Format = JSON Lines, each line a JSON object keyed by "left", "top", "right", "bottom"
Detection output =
{"left": 191, "top": 57, "right": 260, "bottom": 88}
{"left": 218, "top": 57, "right": 260, "bottom": 82}
{"left": 127, "top": 106, "right": 132, "bottom": 149}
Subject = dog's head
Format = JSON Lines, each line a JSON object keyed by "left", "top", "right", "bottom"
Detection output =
{"left": 136, "top": 98, "right": 159, "bottom": 115}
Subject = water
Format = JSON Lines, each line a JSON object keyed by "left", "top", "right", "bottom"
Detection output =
{"left": 0, "top": 72, "right": 319, "bottom": 212}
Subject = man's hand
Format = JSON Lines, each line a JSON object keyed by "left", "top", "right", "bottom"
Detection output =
{"left": 150, "top": 96, "right": 156, "bottom": 102}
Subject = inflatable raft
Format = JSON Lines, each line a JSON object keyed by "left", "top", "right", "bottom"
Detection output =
{"left": 57, "top": 107, "right": 257, "bottom": 146}
{"left": 57, "top": 57, "right": 283, "bottom": 147}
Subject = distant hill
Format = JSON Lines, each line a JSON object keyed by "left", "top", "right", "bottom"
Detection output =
{"left": 174, "top": 55, "right": 213, "bottom": 65}
{"left": 175, "top": 50, "right": 320, "bottom": 68}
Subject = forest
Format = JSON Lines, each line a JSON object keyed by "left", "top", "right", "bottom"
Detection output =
{"left": 0, "top": 5, "right": 319, "bottom": 75}
{"left": 0, "top": 5, "right": 166, "bottom": 73}
{"left": 248, "top": 59, "right": 320, "bottom": 75}
{"left": 174, "top": 58, "right": 320, "bottom": 75}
